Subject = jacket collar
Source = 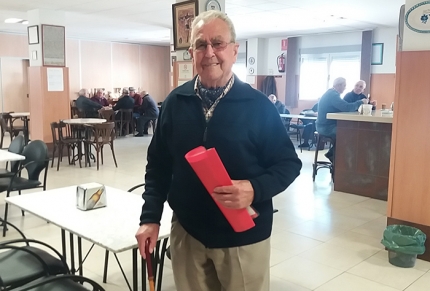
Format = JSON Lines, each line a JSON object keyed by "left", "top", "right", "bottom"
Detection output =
{"left": 176, "top": 75, "right": 254, "bottom": 100}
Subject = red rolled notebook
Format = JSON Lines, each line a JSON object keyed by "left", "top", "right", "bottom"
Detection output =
{"left": 185, "top": 146, "right": 256, "bottom": 232}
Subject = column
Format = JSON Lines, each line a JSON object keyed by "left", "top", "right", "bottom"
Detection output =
{"left": 387, "top": 0, "right": 430, "bottom": 261}
{"left": 26, "top": 9, "right": 70, "bottom": 145}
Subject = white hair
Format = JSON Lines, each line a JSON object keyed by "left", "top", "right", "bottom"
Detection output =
{"left": 78, "top": 89, "right": 87, "bottom": 96}
{"left": 333, "top": 77, "right": 346, "bottom": 87}
{"left": 190, "top": 10, "right": 236, "bottom": 46}
{"left": 356, "top": 80, "right": 366, "bottom": 88}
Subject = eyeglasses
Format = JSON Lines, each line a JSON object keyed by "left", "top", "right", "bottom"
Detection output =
{"left": 194, "top": 40, "right": 233, "bottom": 52}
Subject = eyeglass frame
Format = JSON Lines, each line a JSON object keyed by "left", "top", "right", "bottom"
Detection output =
{"left": 192, "top": 40, "right": 235, "bottom": 52}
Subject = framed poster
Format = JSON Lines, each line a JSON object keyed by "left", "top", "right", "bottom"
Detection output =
{"left": 371, "top": 43, "right": 384, "bottom": 65}
{"left": 173, "top": 61, "right": 195, "bottom": 88}
{"left": 172, "top": 0, "right": 198, "bottom": 50}
{"left": 41, "top": 24, "right": 66, "bottom": 67}
{"left": 27, "top": 25, "right": 39, "bottom": 44}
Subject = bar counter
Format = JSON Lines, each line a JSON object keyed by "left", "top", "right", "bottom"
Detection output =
{"left": 327, "top": 111, "right": 393, "bottom": 200}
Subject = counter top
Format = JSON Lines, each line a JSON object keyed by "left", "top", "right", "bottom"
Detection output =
{"left": 327, "top": 111, "right": 393, "bottom": 124}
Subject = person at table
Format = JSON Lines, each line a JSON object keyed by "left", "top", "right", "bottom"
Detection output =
{"left": 268, "top": 94, "right": 286, "bottom": 114}
{"left": 113, "top": 89, "right": 134, "bottom": 112}
{"left": 134, "top": 91, "right": 159, "bottom": 137}
{"left": 316, "top": 77, "right": 368, "bottom": 162}
{"left": 90, "top": 89, "right": 109, "bottom": 107}
{"left": 129, "top": 87, "right": 143, "bottom": 113}
{"left": 135, "top": 10, "right": 301, "bottom": 291}
{"left": 343, "top": 80, "right": 377, "bottom": 109}
{"left": 75, "top": 88, "right": 103, "bottom": 118}
{"left": 298, "top": 102, "right": 318, "bottom": 148}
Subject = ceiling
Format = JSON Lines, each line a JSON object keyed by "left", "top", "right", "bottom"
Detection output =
{"left": 0, "top": 0, "right": 404, "bottom": 45}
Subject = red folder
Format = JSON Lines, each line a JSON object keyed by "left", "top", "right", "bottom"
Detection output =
{"left": 185, "top": 146, "right": 256, "bottom": 232}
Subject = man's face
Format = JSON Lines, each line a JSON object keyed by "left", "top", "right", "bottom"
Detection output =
{"left": 189, "top": 18, "right": 238, "bottom": 86}
{"left": 336, "top": 82, "right": 347, "bottom": 94}
{"left": 96, "top": 91, "right": 102, "bottom": 98}
{"left": 130, "top": 91, "right": 135, "bottom": 97}
{"left": 268, "top": 95, "right": 276, "bottom": 104}
{"left": 353, "top": 82, "right": 365, "bottom": 94}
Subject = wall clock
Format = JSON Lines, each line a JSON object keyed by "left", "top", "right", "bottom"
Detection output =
{"left": 183, "top": 50, "right": 192, "bottom": 60}
{"left": 206, "top": 0, "right": 221, "bottom": 11}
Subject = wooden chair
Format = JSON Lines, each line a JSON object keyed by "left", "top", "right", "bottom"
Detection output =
{"left": 99, "top": 109, "right": 115, "bottom": 122}
{"left": 115, "top": 109, "right": 133, "bottom": 136}
{"left": 50, "top": 122, "right": 80, "bottom": 171}
{"left": 0, "top": 113, "right": 24, "bottom": 148}
{"left": 84, "top": 122, "right": 117, "bottom": 170}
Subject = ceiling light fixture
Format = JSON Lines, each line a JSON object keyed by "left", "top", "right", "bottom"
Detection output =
{"left": 21, "top": 20, "right": 28, "bottom": 25}
{"left": 4, "top": 18, "right": 23, "bottom": 23}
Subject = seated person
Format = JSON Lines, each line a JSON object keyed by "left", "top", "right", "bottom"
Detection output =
{"left": 90, "top": 89, "right": 109, "bottom": 106}
{"left": 316, "top": 77, "right": 368, "bottom": 162}
{"left": 268, "top": 94, "right": 286, "bottom": 114}
{"left": 75, "top": 88, "right": 103, "bottom": 118}
{"left": 343, "top": 80, "right": 377, "bottom": 109}
{"left": 135, "top": 91, "right": 159, "bottom": 136}
{"left": 298, "top": 102, "right": 318, "bottom": 148}
{"left": 129, "top": 87, "right": 143, "bottom": 114}
{"left": 113, "top": 89, "right": 135, "bottom": 112}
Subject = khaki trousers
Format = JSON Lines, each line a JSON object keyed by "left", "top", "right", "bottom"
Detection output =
{"left": 170, "top": 217, "right": 270, "bottom": 291}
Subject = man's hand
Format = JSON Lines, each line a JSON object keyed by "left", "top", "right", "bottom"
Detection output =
{"left": 362, "top": 98, "right": 369, "bottom": 104}
{"left": 135, "top": 223, "right": 160, "bottom": 259}
{"left": 212, "top": 180, "right": 254, "bottom": 209}
{"left": 370, "top": 100, "right": 377, "bottom": 106}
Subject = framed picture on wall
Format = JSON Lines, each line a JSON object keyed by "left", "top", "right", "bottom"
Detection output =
{"left": 27, "top": 25, "right": 39, "bottom": 44}
{"left": 371, "top": 43, "right": 384, "bottom": 65}
{"left": 41, "top": 24, "right": 66, "bottom": 67}
{"left": 172, "top": 0, "right": 198, "bottom": 51}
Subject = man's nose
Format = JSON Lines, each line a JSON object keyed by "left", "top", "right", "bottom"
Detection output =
{"left": 204, "top": 44, "right": 215, "bottom": 57}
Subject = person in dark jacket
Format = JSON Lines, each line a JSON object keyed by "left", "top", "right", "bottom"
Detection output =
{"left": 316, "top": 77, "right": 367, "bottom": 161}
{"left": 268, "top": 94, "right": 286, "bottom": 114}
{"left": 135, "top": 10, "right": 302, "bottom": 291}
{"left": 134, "top": 91, "right": 159, "bottom": 136}
{"left": 343, "top": 80, "right": 377, "bottom": 109}
{"left": 298, "top": 102, "right": 319, "bottom": 148}
{"left": 113, "top": 89, "right": 135, "bottom": 112}
{"left": 75, "top": 88, "right": 103, "bottom": 118}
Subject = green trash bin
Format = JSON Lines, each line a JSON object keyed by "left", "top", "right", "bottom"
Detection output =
{"left": 381, "top": 225, "right": 426, "bottom": 268}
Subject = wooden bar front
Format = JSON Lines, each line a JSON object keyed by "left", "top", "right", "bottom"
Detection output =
{"left": 334, "top": 120, "right": 392, "bottom": 200}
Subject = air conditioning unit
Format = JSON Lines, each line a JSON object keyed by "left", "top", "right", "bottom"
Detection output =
{"left": 398, "top": 4, "right": 405, "bottom": 51}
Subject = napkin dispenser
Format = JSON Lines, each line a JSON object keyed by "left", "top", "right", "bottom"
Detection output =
{"left": 76, "top": 182, "right": 107, "bottom": 211}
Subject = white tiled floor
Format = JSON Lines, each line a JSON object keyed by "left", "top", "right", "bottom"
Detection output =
{"left": 1, "top": 136, "right": 428, "bottom": 290}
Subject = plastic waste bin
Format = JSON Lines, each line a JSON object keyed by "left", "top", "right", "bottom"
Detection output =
{"left": 381, "top": 224, "right": 426, "bottom": 268}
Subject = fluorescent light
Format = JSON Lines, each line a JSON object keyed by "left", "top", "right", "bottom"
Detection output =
{"left": 4, "top": 18, "right": 23, "bottom": 23}
{"left": 21, "top": 20, "right": 28, "bottom": 24}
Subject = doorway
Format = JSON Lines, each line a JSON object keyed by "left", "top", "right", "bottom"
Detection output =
{"left": 0, "top": 58, "right": 30, "bottom": 113}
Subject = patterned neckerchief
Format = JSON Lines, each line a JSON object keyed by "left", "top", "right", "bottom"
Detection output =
{"left": 194, "top": 75, "right": 234, "bottom": 122}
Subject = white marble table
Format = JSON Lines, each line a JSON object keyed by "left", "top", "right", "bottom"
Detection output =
{"left": 6, "top": 185, "right": 172, "bottom": 291}
{"left": 280, "top": 113, "right": 317, "bottom": 120}
{"left": 327, "top": 111, "right": 393, "bottom": 123}
{"left": 62, "top": 118, "right": 106, "bottom": 124}
{"left": 10, "top": 112, "right": 30, "bottom": 144}
{"left": 0, "top": 149, "right": 25, "bottom": 162}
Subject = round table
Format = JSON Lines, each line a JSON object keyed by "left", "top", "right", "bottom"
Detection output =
{"left": 62, "top": 118, "right": 106, "bottom": 124}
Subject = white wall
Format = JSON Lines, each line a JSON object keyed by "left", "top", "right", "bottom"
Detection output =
{"left": 372, "top": 27, "right": 397, "bottom": 74}
{"left": 257, "top": 30, "right": 398, "bottom": 76}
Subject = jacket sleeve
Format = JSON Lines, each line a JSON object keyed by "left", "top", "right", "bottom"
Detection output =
{"left": 249, "top": 104, "right": 302, "bottom": 202}
{"left": 332, "top": 95, "right": 362, "bottom": 112}
{"left": 84, "top": 98, "right": 103, "bottom": 110}
{"left": 113, "top": 99, "right": 122, "bottom": 111}
{"left": 139, "top": 102, "right": 173, "bottom": 225}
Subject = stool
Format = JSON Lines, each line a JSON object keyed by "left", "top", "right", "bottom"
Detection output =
{"left": 312, "top": 131, "right": 334, "bottom": 181}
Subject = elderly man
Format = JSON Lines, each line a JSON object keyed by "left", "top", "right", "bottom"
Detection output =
{"left": 316, "top": 77, "right": 368, "bottom": 161}
{"left": 75, "top": 88, "right": 103, "bottom": 118}
{"left": 268, "top": 94, "right": 286, "bottom": 114}
{"left": 135, "top": 10, "right": 301, "bottom": 291}
{"left": 90, "top": 89, "right": 109, "bottom": 106}
{"left": 129, "top": 87, "right": 143, "bottom": 112}
{"left": 343, "top": 80, "right": 377, "bottom": 109}
{"left": 134, "top": 91, "right": 159, "bottom": 136}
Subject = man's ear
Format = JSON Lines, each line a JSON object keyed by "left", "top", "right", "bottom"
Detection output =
{"left": 188, "top": 47, "right": 194, "bottom": 59}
